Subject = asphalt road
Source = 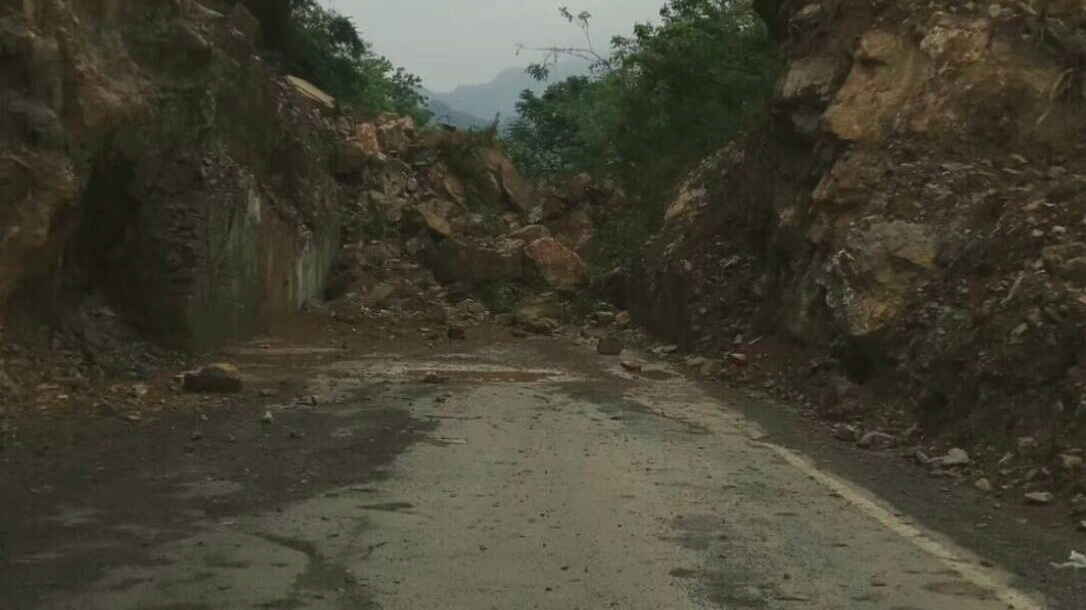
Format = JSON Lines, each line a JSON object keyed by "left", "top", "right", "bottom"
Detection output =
{"left": 2, "top": 334, "right": 1072, "bottom": 609}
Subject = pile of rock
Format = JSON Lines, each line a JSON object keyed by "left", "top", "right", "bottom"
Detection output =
{"left": 327, "top": 116, "right": 607, "bottom": 326}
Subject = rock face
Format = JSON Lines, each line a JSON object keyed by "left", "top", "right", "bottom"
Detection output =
{"left": 0, "top": 0, "right": 341, "bottom": 351}
{"left": 620, "top": 0, "right": 1086, "bottom": 451}
{"left": 524, "top": 237, "right": 589, "bottom": 291}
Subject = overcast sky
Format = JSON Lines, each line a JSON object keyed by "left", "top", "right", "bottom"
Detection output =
{"left": 326, "top": 0, "right": 667, "bottom": 92}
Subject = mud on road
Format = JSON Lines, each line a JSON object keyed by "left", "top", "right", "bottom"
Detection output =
{"left": 1, "top": 325, "right": 1084, "bottom": 609}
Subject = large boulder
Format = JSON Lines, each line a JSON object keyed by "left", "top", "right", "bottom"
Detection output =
{"left": 336, "top": 122, "right": 383, "bottom": 174}
{"left": 401, "top": 199, "right": 463, "bottom": 238}
{"left": 427, "top": 237, "right": 525, "bottom": 284}
{"left": 817, "top": 220, "right": 938, "bottom": 338}
{"left": 424, "top": 163, "right": 466, "bottom": 205}
{"left": 547, "top": 209, "right": 593, "bottom": 262}
{"left": 375, "top": 114, "right": 416, "bottom": 155}
{"left": 524, "top": 237, "right": 589, "bottom": 291}
{"left": 480, "top": 148, "right": 537, "bottom": 213}
{"left": 512, "top": 293, "right": 561, "bottom": 334}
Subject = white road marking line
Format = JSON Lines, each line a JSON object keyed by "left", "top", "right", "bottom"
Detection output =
{"left": 761, "top": 441, "right": 1044, "bottom": 610}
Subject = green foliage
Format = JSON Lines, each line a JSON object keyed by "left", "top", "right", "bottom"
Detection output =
{"left": 505, "top": 0, "right": 778, "bottom": 238}
{"left": 245, "top": 0, "right": 430, "bottom": 123}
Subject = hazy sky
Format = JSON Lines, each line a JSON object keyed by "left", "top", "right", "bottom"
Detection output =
{"left": 326, "top": 0, "right": 666, "bottom": 92}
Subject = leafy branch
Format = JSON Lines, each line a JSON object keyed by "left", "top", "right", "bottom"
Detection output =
{"left": 515, "top": 7, "right": 613, "bottom": 81}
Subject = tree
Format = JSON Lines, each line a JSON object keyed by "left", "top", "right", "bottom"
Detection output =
{"left": 504, "top": 0, "right": 778, "bottom": 261}
{"left": 243, "top": 0, "right": 431, "bottom": 122}
{"left": 507, "top": 0, "right": 775, "bottom": 187}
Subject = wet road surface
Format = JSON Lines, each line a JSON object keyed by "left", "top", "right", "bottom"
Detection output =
{"left": 2, "top": 336, "right": 1067, "bottom": 609}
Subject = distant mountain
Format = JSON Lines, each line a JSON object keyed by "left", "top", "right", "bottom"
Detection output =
{"left": 423, "top": 94, "right": 491, "bottom": 129}
{"left": 425, "top": 60, "right": 591, "bottom": 128}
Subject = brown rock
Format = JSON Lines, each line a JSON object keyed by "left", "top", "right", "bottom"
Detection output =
{"left": 402, "top": 199, "right": 461, "bottom": 238}
{"left": 780, "top": 55, "right": 848, "bottom": 100}
{"left": 481, "top": 148, "right": 537, "bottom": 213}
{"left": 533, "top": 189, "right": 572, "bottom": 222}
{"left": 614, "top": 311, "right": 632, "bottom": 328}
{"left": 621, "top": 360, "right": 643, "bottom": 372}
{"left": 524, "top": 237, "right": 588, "bottom": 291}
{"left": 183, "top": 363, "right": 243, "bottom": 393}
{"left": 823, "top": 30, "right": 927, "bottom": 142}
{"left": 430, "top": 238, "right": 525, "bottom": 283}
{"left": 285, "top": 75, "right": 335, "bottom": 109}
{"left": 513, "top": 294, "right": 562, "bottom": 335}
{"left": 547, "top": 209, "right": 593, "bottom": 261}
{"left": 426, "top": 164, "right": 466, "bottom": 205}
{"left": 375, "top": 114, "right": 415, "bottom": 155}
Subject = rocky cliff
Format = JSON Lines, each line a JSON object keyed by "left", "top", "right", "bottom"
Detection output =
{"left": 620, "top": 0, "right": 1086, "bottom": 466}
{"left": 0, "top": 0, "right": 598, "bottom": 376}
{"left": 1, "top": 0, "right": 346, "bottom": 353}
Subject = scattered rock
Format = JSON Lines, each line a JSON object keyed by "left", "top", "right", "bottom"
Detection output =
{"left": 1024, "top": 491, "right": 1054, "bottom": 505}
{"left": 261, "top": 411, "right": 274, "bottom": 424}
{"left": 727, "top": 352, "right": 749, "bottom": 365}
{"left": 1061, "top": 454, "right": 1084, "bottom": 471}
{"left": 614, "top": 312, "right": 632, "bottom": 328}
{"left": 833, "top": 424, "right": 861, "bottom": 442}
{"left": 652, "top": 345, "right": 679, "bottom": 358}
{"left": 447, "top": 325, "right": 466, "bottom": 340}
{"left": 857, "top": 431, "right": 894, "bottom": 449}
{"left": 932, "top": 448, "right": 970, "bottom": 467}
{"left": 183, "top": 364, "right": 243, "bottom": 393}
{"left": 974, "top": 478, "right": 993, "bottom": 493}
{"left": 911, "top": 448, "right": 932, "bottom": 465}
{"left": 423, "top": 372, "right": 449, "bottom": 384}
{"left": 597, "top": 336, "right": 624, "bottom": 356}
{"left": 593, "top": 311, "right": 617, "bottom": 326}
{"left": 621, "top": 360, "right": 643, "bottom": 373}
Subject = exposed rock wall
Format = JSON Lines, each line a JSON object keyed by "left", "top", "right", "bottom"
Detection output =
{"left": 626, "top": 0, "right": 1086, "bottom": 448}
{"left": 0, "top": 0, "right": 341, "bottom": 350}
